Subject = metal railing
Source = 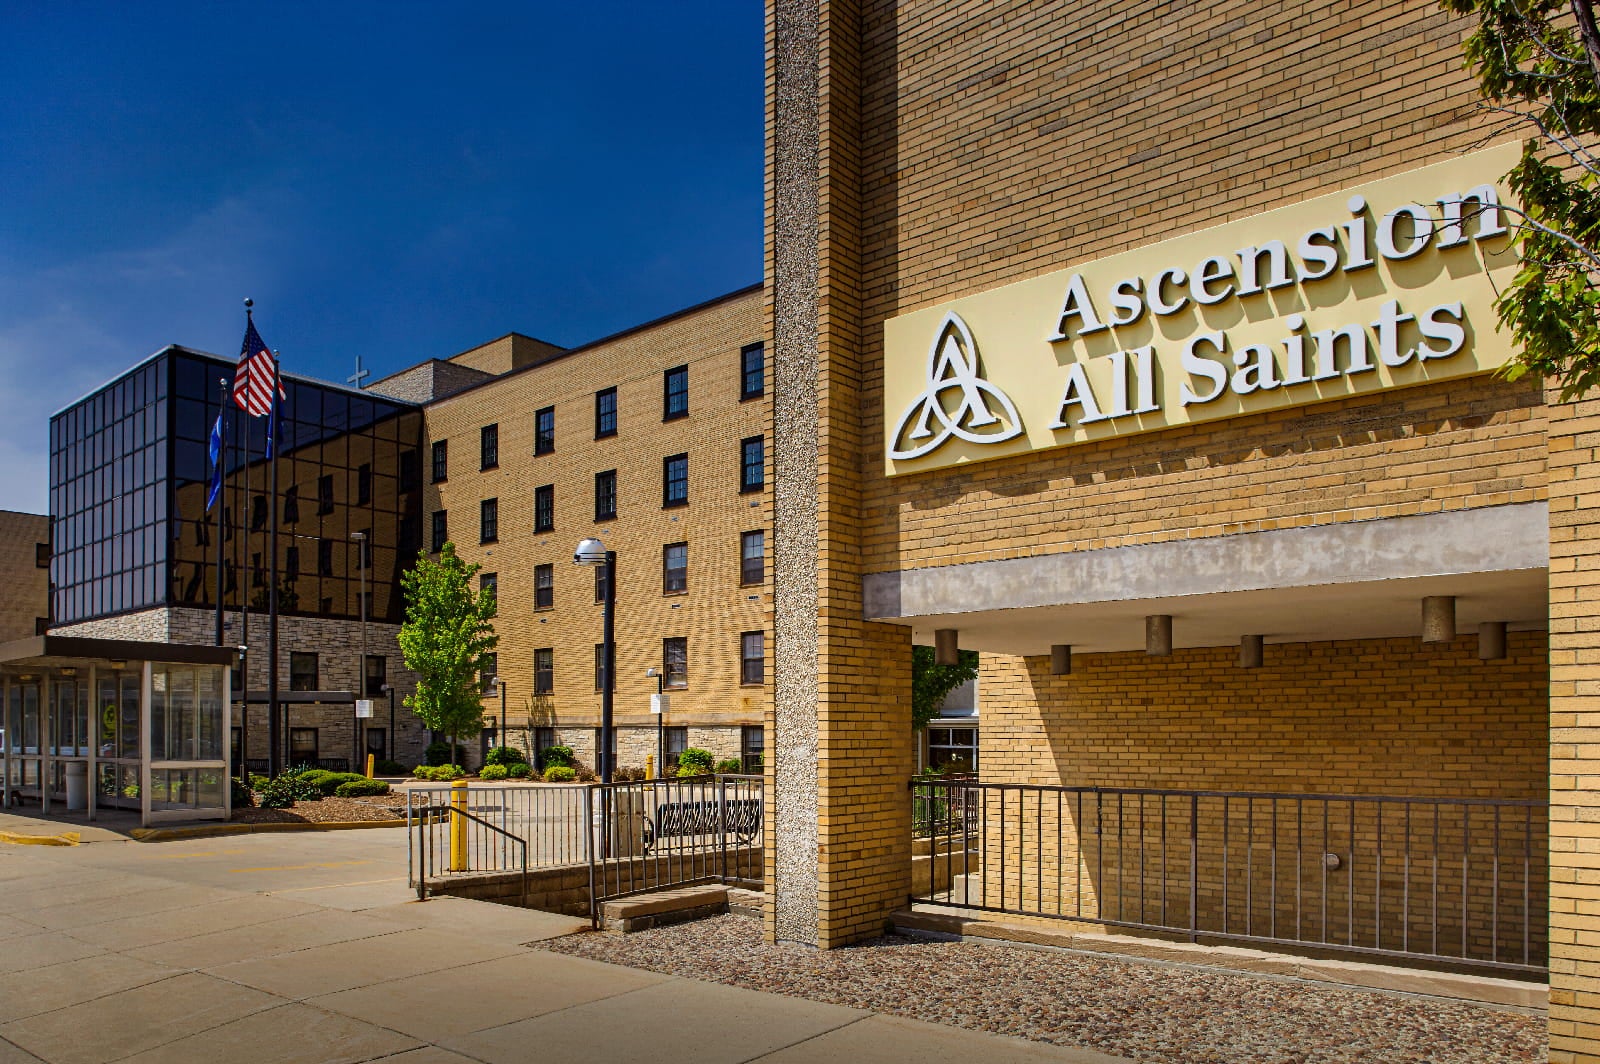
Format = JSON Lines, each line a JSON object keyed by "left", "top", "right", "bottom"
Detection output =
{"left": 406, "top": 775, "right": 764, "bottom": 925}
{"left": 910, "top": 779, "right": 1548, "bottom": 974}
{"left": 586, "top": 774, "right": 763, "bottom": 923}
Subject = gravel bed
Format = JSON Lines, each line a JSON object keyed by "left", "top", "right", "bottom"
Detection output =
{"left": 231, "top": 795, "right": 404, "bottom": 824}
{"left": 538, "top": 913, "right": 1543, "bottom": 1063}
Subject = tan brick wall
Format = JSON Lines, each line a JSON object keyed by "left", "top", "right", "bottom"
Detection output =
{"left": 969, "top": 634, "right": 1548, "bottom": 965}
{"left": 423, "top": 289, "right": 772, "bottom": 750}
{"left": 0, "top": 510, "right": 49, "bottom": 642}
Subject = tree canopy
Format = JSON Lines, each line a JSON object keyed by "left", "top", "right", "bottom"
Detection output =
{"left": 398, "top": 542, "right": 499, "bottom": 761}
{"left": 1447, "top": 0, "right": 1600, "bottom": 397}
{"left": 912, "top": 646, "right": 979, "bottom": 732}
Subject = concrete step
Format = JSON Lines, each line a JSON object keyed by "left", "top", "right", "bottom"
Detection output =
{"left": 600, "top": 885, "right": 728, "bottom": 932}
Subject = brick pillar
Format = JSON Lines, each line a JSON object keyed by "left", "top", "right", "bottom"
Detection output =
{"left": 767, "top": 0, "right": 914, "bottom": 948}
{"left": 1548, "top": 389, "right": 1600, "bottom": 1062}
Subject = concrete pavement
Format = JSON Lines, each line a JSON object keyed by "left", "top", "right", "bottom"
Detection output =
{"left": 0, "top": 822, "right": 1125, "bottom": 1064}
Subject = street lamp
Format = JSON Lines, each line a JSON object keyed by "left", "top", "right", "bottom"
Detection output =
{"left": 352, "top": 530, "right": 368, "bottom": 772}
{"left": 380, "top": 682, "right": 394, "bottom": 763}
{"left": 573, "top": 537, "right": 615, "bottom": 783}
{"left": 646, "top": 666, "right": 665, "bottom": 777}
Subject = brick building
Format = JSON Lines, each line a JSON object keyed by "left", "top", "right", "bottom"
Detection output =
{"left": 763, "top": 1, "right": 1594, "bottom": 1060}
{"left": 0, "top": 510, "right": 50, "bottom": 642}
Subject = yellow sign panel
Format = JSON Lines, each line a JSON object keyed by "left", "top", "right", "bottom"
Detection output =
{"left": 883, "top": 145, "right": 1522, "bottom": 476}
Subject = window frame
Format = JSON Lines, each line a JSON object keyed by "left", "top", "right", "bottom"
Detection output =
{"left": 431, "top": 510, "right": 448, "bottom": 553}
{"left": 740, "top": 343, "right": 765, "bottom": 401}
{"left": 740, "top": 530, "right": 764, "bottom": 586}
{"left": 480, "top": 497, "right": 499, "bottom": 544}
{"left": 663, "top": 364, "right": 689, "bottom": 421}
{"left": 534, "top": 647, "right": 554, "bottom": 695}
{"left": 594, "top": 387, "right": 618, "bottom": 439}
{"left": 480, "top": 572, "right": 497, "bottom": 615}
{"left": 594, "top": 643, "right": 614, "bottom": 693}
{"left": 534, "top": 563, "right": 554, "bottom": 610}
{"left": 663, "top": 636, "right": 688, "bottom": 690}
{"left": 740, "top": 631, "right": 765, "bottom": 686}
{"left": 534, "top": 406, "right": 555, "bottom": 455}
{"left": 289, "top": 728, "right": 319, "bottom": 766}
{"left": 431, "top": 439, "right": 448, "bottom": 483}
{"left": 663, "top": 541, "right": 688, "bottom": 595}
{"left": 740, "top": 436, "right": 765, "bottom": 493}
{"left": 480, "top": 423, "right": 499, "bottom": 471}
{"left": 662, "top": 453, "right": 688, "bottom": 509}
{"left": 479, "top": 653, "right": 497, "bottom": 696}
{"left": 364, "top": 654, "right": 387, "bottom": 698}
{"left": 594, "top": 469, "right": 617, "bottom": 522}
{"left": 534, "top": 484, "right": 554, "bottom": 532}
{"left": 289, "top": 651, "right": 320, "bottom": 692}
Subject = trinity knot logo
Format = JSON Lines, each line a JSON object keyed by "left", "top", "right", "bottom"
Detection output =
{"left": 888, "top": 311, "right": 1023, "bottom": 461}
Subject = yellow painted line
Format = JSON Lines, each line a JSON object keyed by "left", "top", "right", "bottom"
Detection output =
{"left": 269, "top": 876, "right": 408, "bottom": 893}
{"left": 141, "top": 849, "right": 249, "bottom": 860}
{"left": 0, "top": 831, "right": 80, "bottom": 847}
{"left": 229, "top": 859, "right": 375, "bottom": 874}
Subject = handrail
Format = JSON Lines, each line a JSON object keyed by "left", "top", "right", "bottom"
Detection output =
{"left": 410, "top": 799, "right": 528, "bottom": 907}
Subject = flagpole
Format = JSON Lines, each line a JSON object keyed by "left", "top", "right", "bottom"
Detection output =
{"left": 214, "top": 380, "right": 227, "bottom": 647}
{"left": 242, "top": 299, "right": 257, "bottom": 778}
{"left": 267, "top": 351, "right": 283, "bottom": 775}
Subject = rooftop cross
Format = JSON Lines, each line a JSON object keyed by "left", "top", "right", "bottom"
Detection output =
{"left": 347, "top": 355, "right": 370, "bottom": 389}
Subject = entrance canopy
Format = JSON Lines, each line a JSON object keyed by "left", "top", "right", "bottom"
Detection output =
{"left": 0, "top": 635, "right": 237, "bottom": 826}
{"left": 865, "top": 504, "right": 1548, "bottom": 654}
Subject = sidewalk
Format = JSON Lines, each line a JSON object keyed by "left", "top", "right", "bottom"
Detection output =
{"left": 0, "top": 830, "right": 1124, "bottom": 1064}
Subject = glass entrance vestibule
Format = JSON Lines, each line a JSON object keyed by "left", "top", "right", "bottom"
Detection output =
{"left": 0, "top": 635, "right": 237, "bottom": 826}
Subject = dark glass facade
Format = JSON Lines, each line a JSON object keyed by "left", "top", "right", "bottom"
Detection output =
{"left": 50, "top": 347, "right": 423, "bottom": 627}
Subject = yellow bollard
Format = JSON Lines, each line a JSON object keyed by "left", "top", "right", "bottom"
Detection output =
{"left": 645, "top": 754, "right": 655, "bottom": 780}
{"left": 366, "top": 753, "right": 376, "bottom": 779}
{"left": 449, "top": 778, "right": 469, "bottom": 872}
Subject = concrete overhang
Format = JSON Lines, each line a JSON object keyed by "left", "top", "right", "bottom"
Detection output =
{"left": 863, "top": 503, "right": 1549, "bottom": 656}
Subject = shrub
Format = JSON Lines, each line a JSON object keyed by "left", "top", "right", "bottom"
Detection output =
{"left": 424, "top": 740, "right": 455, "bottom": 767}
{"left": 374, "top": 759, "right": 408, "bottom": 777}
{"left": 676, "top": 748, "right": 714, "bottom": 777}
{"left": 335, "top": 778, "right": 391, "bottom": 798}
{"left": 231, "top": 776, "right": 255, "bottom": 808}
{"left": 714, "top": 759, "right": 743, "bottom": 774}
{"left": 543, "top": 765, "right": 577, "bottom": 783}
{"left": 257, "top": 774, "right": 321, "bottom": 808}
{"left": 483, "top": 746, "right": 526, "bottom": 767}
{"left": 505, "top": 762, "right": 532, "bottom": 779}
{"left": 249, "top": 773, "right": 270, "bottom": 790}
{"left": 577, "top": 766, "right": 598, "bottom": 782}
{"left": 540, "top": 744, "right": 575, "bottom": 769}
{"left": 281, "top": 763, "right": 317, "bottom": 778}
{"left": 477, "top": 764, "right": 509, "bottom": 781}
{"left": 414, "top": 764, "right": 466, "bottom": 782}
{"left": 614, "top": 765, "right": 644, "bottom": 782}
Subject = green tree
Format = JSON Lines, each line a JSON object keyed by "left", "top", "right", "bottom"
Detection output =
{"left": 1446, "top": 0, "right": 1600, "bottom": 397}
{"left": 398, "top": 542, "right": 499, "bottom": 764}
{"left": 912, "top": 646, "right": 979, "bottom": 732}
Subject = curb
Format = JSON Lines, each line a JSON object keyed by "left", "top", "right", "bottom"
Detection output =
{"left": 128, "top": 819, "right": 405, "bottom": 842}
{"left": 0, "top": 830, "right": 81, "bottom": 847}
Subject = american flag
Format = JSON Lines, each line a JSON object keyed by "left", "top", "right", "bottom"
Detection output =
{"left": 234, "top": 317, "right": 285, "bottom": 417}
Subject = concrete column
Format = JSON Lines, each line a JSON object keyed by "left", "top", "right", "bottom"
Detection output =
{"left": 934, "top": 629, "right": 959, "bottom": 666}
{"left": 1421, "top": 595, "right": 1456, "bottom": 643}
{"left": 1478, "top": 621, "right": 1507, "bottom": 661}
{"left": 1545, "top": 390, "right": 1600, "bottom": 1063}
{"left": 1145, "top": 615, "right": 1172, "bottom": 656}
{"left": 1050, "top": 644, "right": 1072, "bottom": 676}
{"left": 1240, "top": 634, "right": 1264, "bottom": 669}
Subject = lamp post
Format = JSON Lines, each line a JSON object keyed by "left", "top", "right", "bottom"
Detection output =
{"left": 352, "top": 530, "right": 367, "bottom": 772}
{"left": 573, "top": 538, "right": 615, "bottom": 783}
{"left": 380, "top": 683, "right": 394, "bottom": 763}
{"left": 646, "top": 666, "right": 664, "bottom": 777}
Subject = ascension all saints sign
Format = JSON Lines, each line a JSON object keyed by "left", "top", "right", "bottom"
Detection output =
{"left": 882, "top": 144, "right": 1523, "bottom": 477}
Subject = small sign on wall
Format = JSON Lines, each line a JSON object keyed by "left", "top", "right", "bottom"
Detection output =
{"left": 355, "top": 699, "right": 374, "bottom": 719}
{"left": 650, "top": 693, "right": 670, "bottom": 716}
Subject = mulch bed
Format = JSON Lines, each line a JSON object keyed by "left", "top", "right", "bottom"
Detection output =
{"left": 230, "top": 794, "right": 406, "bottom": 824}
{"left": 539, "top": 913, "right": 1544, "bottom": 1064}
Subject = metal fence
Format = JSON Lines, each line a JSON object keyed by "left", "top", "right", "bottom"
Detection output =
{"left": 911, "top": 779, "right": 1548, "bottom": 974}
{"left": 407, "top": 775, "right": 764, "bottom": 923}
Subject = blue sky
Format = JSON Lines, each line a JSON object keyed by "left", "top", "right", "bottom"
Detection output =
{"left": 0, "top": 2, "right": 764, "bottom": 513}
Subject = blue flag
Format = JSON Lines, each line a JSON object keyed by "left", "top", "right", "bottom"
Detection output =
{"left": 206, "top": 413, "right": 223, "bottom": 511}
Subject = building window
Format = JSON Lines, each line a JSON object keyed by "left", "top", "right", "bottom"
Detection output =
{"left": 290, "top": 652, "right": 319, "bottom": 692}
{"left": 663, "top": 365, "right": 689, "bottom": 421}
{"left": 534, "top": 727, "right": 557, "bottom": 769}
{"left": 282, "top": 484, "right": 300, "bottom": 524}
{"left": 364, "top": 655, "right": 386, "bottom": 697}
{"left": 535, "top": 406, "right": 555, "bottom": 455}
{"left": 365, "top": 728, "right": 386, "bottom": 759}
{"left": 595, "top": 470, "right": 617, "bottom": 521}
{"left": 480, "top": 572, "right": 497, "bottom": 615}
{"left": 534, "top": 485, "right": 554, "bottom": 532}
{"left": 663, "top": 636, "right": 687, "bottom": 690}
{"left": 741, "top": 724, "right": 764, "bottom": 774}
{"left": 740, "top": 631, "right": 765, "bottom": 685}
{"left": 34, "top": 542, "right": 48, "bottom": 568}
{"left": 594, "top": 563, "right": 608, "bottom": 604}
{"left": 927, "top": 726, "right": 978, "bottom": 774}
{"left": 431, "top": 510, "right": 448, "bottom": 553}
{"left": 740, "top": 343, "right": 764, "bottom": 400}
{"left": 740, "top": 530, "right": 764, "bottom": 585}
{"left": 400, "top": 449, "right": 420, "bottom": 492}
{"left": 318, "top": 538, "right": 333, "bottom": 576}
{"left": 663, "top": 453, "right": 688, "bottom": 508}
{"left": 35, "top": 617, "right": 49, "bottom": 636}
{"left": 431, "top": 439, "right": 448, "bottom": 483}
{"left": 534, "top": 563, "right": 554, "bottom": 610}
{"left": 594, "top": 643, "right": 612, "bottom": 692}
{"left": 479, "top": 653, "right": 497, "bottom": 696}
{"left": 595, "top": 387, "right": 617, "bottom": 439}
{"left": 480, "top": 497, "right": 498, "bottom": 544}
{"left": 285, "top": 545, "right": 300, "bottom": 579}
{"left": 534, "top": 648, "right": 554, "bottom": 695}
{"left": 290, "top": 728, "right": 319, "bottom": 766}
{"left": 317, "top": 473, "right": 335, "bottom": 515}
{"left": 664, "top": 726, "right": 688, "bottom": 774}
{"left": 740, "top": 436, "right": 765, "bottom": 493}
{"left": 357, "top": 463, "right": 372, "bottom": 505}
{"left": 663, "top": 542, "right": 687, "bottom": 594}
{"left": 480, "top": 424, "right": 499, "bottom": 470}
